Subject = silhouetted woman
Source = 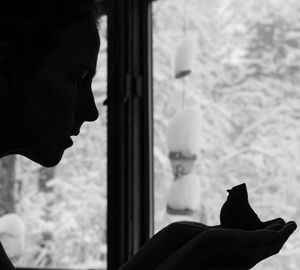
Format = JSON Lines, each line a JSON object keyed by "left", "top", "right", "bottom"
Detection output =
{"left": 0, "top": 1, "right": 296, "bottom": 269}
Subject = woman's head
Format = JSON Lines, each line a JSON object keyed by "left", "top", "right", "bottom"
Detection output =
{"left": 0, "top": 0, "right": 101, "bottom": 167}
{"left": 0, "top": 0, "right": 100, "bottom": 64}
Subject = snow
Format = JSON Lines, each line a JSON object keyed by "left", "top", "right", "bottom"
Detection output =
{"left": 174, "top": 35, "right": 197, "bottom": 78}
{"left": 167, "top": 107, "right": 203, "bottom": 153}
{"left": 166, "top": 173, "right": 201, "bottom": 212}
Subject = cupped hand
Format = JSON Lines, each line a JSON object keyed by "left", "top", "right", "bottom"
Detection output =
{"left": 120, "top": 221, "right": 217, "bottom": 270}
{"left": 122, "top": 183, "right": 296, "bottom": 270}
{"left": 155, "top": 219, "right": 297, "bottom": 270}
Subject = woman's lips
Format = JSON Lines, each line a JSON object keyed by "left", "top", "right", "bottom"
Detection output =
{"left": 59, "top": 136, "right": 73, "bottom": 149}
{"left": 66, "top": 137, "right": 73, "bottom": 147}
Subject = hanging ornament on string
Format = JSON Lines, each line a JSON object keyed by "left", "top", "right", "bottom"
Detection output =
{"left": 174, "top": 0, "right": 197, "bottom": 108}
{"left": 166, "top": 1, "right": 201, "bottom": 216}
{"left": 174, "top": 0, "right": 197, "bottom": 79}
{"left": 166, "top": 107, "right": 202, "bottom": 216}
{"left": 174, "top": 35, "right": 197, "bottom": 80}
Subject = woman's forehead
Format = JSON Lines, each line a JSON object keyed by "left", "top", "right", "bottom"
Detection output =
{"left": 51, "top": 21, "right": 100, "bottom": 70}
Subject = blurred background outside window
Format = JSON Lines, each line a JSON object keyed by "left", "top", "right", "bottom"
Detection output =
{"left": 0, "top": 16, "right": 107, "bottom": 269}
{"left": 153, "top": 0, "right": 300, "bottom": 269}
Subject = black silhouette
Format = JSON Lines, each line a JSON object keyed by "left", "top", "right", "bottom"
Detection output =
{"left": 0, "top": 0, "right": 100, "bottom": 168}
{"left": 0, "top": 0, "right": 297, "bottom": 269}
{"left": 121, "top": 185, "right": 296, "bottom": 270}
{"left": 220, "top": 183, "right": 284, "bottom": 230}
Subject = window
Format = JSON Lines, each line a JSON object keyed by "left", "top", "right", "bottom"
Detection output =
{"left": 0, "top": 16, "right": 108, "bottom": 270}
{"left": 153, "top": 0, "right": 300, "bottom": 269}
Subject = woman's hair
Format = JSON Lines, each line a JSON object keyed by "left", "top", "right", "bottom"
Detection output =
{"left": 0, "top": 0, "right": 100, "bottom": 65}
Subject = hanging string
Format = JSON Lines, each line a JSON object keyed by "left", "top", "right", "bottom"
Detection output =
{"left": 182, "top": 76, "right": 186, "bottom": 108}
{"left": 183, "top": 0, "right": 187, "bottom": 32}
{"left": 182, "top": 0, "right": 188, "bottom": 108}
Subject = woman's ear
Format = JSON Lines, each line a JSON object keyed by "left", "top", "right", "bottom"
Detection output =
{"left": 0, "top": 41, "right": 13, "bottom": 99}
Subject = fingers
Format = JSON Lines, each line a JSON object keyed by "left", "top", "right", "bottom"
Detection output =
{"left": 265, "top": 218, "right": 286, "bottom": 231}
{"left": 176, "top": 221, "right": 211, "bottom": 228}
{"left": 178, "top": 221, "right": 220, "bottom": 229}
{"left": 279, "top": 221, "right": 297, "bottom": 244}
{"left": 166, "top": 221, "right": 211, "bottom": 236}
{"left": 262, "top": 217, "right": 285, "bottom": 228}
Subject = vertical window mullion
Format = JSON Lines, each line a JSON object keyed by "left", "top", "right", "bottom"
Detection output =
{"left": 107, "top": 0, "right": 153, "bottom": 270}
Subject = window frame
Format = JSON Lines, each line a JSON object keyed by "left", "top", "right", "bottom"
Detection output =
{"left": 107, "top": 0, "right": 154, "bottom": 269}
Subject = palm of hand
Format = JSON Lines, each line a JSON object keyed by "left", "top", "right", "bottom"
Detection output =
{"left": 197, "top": 222, "right": 296, "bottom": 269}
{"left": 154, "top": 220, "right": 296, "bottom": 270}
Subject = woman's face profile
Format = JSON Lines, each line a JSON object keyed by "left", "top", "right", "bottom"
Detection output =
{"left": 7, "top": 20, "right": 100, "bottom": 167}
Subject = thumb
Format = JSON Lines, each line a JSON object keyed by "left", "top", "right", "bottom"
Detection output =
{"left": 264, "top": 219, "right": 285, "bottom": 231}
{"left": 279, "top": 221, "right": 297, "bottom": 245}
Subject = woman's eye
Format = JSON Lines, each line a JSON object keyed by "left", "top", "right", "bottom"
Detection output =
{"left": 75, "top": 70, "right": 89, "bottom": 87}
{"left": 79, "top": 70, "right": 88, "bottom": 81}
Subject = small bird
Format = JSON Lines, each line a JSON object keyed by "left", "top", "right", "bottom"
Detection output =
{"left": 220, "top": 183, "right": 282, "bottom": 230}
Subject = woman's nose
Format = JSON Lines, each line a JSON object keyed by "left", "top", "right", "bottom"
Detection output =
{"left": 77, "top": 87, "right": 99, "bottom": 122}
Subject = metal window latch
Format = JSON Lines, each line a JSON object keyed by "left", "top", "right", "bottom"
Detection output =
{"left": 133, "top": 75, "right": 143, "bottom": 99}
{"left": 123, "top": 74, "right": 133, "bottom": 103}
{"left": 123, "top": 74, "right": 143, "bottom": 103}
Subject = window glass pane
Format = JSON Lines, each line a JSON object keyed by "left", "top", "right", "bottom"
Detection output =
{"left": 0, "top": 16, "right": 107, "bottom": 269}
{"left": 153, "top": 1, "right": 300, "bottom": 268}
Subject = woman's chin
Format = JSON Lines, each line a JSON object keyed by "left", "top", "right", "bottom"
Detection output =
{"left": 36, "top": 155, "right": 63, "bottom": 168}
{"left": 2, "top": 136, "right": 73, "bottom": 167}
{"left": 15, "top": 148, "right": 65, "bottom": 168}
